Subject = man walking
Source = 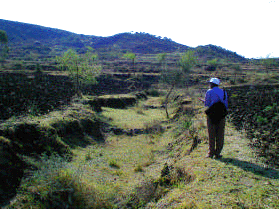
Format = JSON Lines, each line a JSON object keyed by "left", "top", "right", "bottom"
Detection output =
{"left": 199, "top": 78, "right": 228, "bottom": 158}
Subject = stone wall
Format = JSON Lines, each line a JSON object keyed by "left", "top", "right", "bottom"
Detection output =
{"left": 0, "top": 72, "right": 74, "bottom": 120}
{"left": 227, "top": 84, "right": 279, "bottom": 167}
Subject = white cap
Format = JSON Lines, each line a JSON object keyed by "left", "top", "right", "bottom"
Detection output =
{"left": 208, "top": 78, "right": 220, "bottom": 85}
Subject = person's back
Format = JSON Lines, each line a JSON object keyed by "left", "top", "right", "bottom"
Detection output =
{"left": 205, "top": 87, "right": 228, "bottom": 109}
{"left": 199, "top": 78, "right": 228, "bottom": 158}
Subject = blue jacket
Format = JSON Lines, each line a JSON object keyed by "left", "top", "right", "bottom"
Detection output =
{"left": 204, "top": 87, "right": 228, "bottom": 109}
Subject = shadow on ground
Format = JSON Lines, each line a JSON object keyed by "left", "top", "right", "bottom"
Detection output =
{"left": 217, "top": 157, "right": 279, "bottom": 179}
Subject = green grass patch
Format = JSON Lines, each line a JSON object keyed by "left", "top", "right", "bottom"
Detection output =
{"left": 102, "top": 97, "right": 166, "bottom": 130}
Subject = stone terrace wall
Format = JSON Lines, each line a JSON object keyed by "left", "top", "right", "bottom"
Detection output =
{"left": 0, "top": 72, "right": 159, "bottom": 120}
{"left": 0, "top": 72, "right": 74, "bottom": 120}
{"left": 227, "top": 84, "right": 279, "bottom": 167}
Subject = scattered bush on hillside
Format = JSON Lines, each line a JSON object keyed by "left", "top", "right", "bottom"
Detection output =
{"left": 144, "top": 120, "right": 165, "bottom": 135}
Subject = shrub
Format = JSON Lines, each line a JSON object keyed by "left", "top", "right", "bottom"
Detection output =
{"left": 159, "top": 163, "right": 194, "bottom": 186}
{"left": 205, "top": 58, "right": 218, "bottom": 71}
{"left": 144, "top": 120, "right": 165, "bottom": 135}
{"left": 108, "top": 159, "right": 120, "bottom": 168}
{"left": 134, "top": 164, "right": 144, "bottom": 172}
{"left": 146, "top": 88, "right": 160, "bottom": 97}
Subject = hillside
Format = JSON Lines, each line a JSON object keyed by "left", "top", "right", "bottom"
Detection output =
{"left": 0, "top": 19, "right": 75, "bottom": 42}
{"left": 196, "top": 44, "right": 247, "bottom": 62}
{"left": 0, "top": 19, "right": 246, "bottom": 61}
{"left": 91, "top": 32, "right": 190, "bottom": 54}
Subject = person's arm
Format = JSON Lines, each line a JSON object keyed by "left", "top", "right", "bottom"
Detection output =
{"left": 224, "top": 91, "right": 228, "bottom": 109}
{"left": 199, "top": 90, "right": 211, "bottom": 106}
{"left": 204, "top": 91, "right": 211, "bottom": 107}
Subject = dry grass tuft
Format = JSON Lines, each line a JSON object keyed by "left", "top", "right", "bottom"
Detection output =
{"left": 159, "top": 163, "right": 194, "bottom": 187}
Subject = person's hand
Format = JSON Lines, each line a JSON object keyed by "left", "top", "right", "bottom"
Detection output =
{"left": 198, "top": 98, "right": 204, "bottom": 102}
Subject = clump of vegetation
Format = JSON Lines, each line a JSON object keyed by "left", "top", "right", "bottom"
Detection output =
{"left": 108, "top": 159, "right": 121, "bottom": 168}
{"left": 158, "top": 163, "right": 194, "bottom": 186}
{"left": 145, "top": 88, "right": 161, "bottom": 97}
{"left": 206, "top": 58, "right": 218, "bottom": 71}
{"left": 134, "top": 164, "right": 144, "bottom": 172}
{"left": 144, "top": 120, "right": 165, "bottom": 135}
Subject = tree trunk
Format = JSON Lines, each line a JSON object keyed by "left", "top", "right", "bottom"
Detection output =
{"left": 164, "top": 83, "right": 175, "bottom": 119}
{"left": 75, "top": 61, "right": 81, "bottom": 96}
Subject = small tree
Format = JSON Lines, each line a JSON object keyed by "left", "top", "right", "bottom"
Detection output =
{"left": 206, "top": 58, "right": 218, "bottom": 71}
{"left": 56, "top": 49, "right": 101, "bottom": 96}
{"left": 161, "top": 68, "right": 184, "bottom": 118}
{"left": 177, "top": 50, "right": 198, "bottom": 89}
{"left": 231, "top": 63, "right": 242, "bottom": 83}
{"left": 123, "top": 52, "right": 136, "bottom": 71}
{"left": 178, "top": 51, "right": 197, "bottom": 73}
{"left": 157, "top": 53, "right": 167, "bottom": 71}
{"left": 161, "top": 50, "right": 197, "bottom": 118}
{"left": 0, "top": 30, "right": 9, "bottom": 67}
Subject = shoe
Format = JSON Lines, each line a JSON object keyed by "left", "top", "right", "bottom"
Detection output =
{"left": 206, "top": 154, "right": 213, "bottom": 158}
{"left": 215, "top": 154, "right": 222, "bottom": 159}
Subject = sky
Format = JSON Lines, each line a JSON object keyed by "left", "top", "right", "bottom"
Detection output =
{"left": 1, "top": 0, "right": 279, "bottom": 58}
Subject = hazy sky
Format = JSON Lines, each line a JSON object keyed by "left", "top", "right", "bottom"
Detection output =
{"left": 1, "top": 0, "right": 279, "bottom": 58}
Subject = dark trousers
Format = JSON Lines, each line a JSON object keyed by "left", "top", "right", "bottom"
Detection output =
{"left": 207, "top": 116, "right": 225, "bottom": 156}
